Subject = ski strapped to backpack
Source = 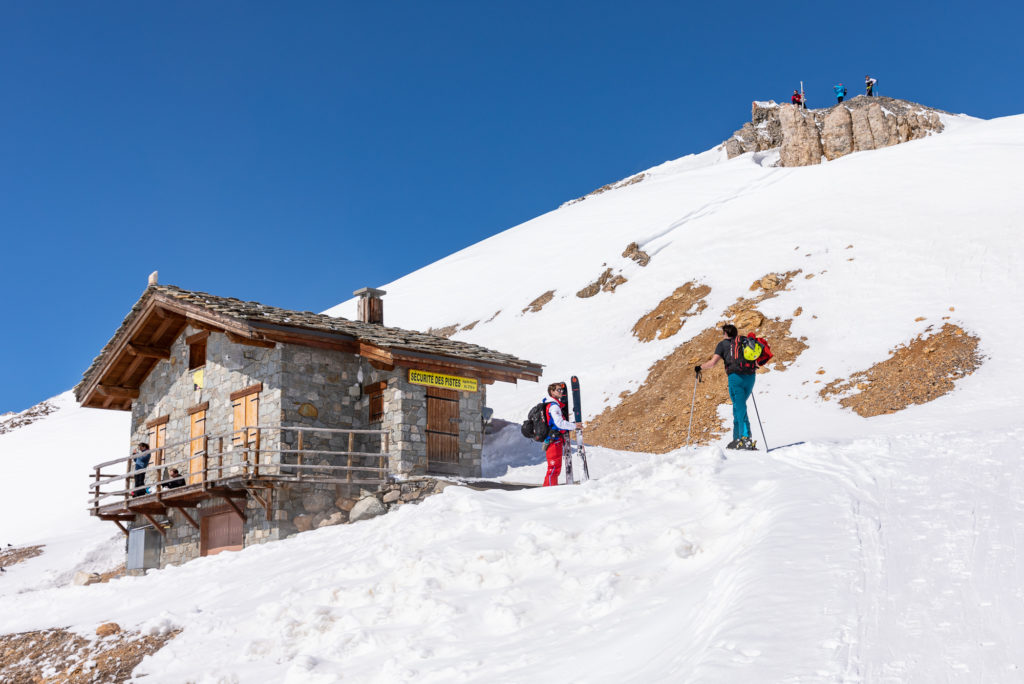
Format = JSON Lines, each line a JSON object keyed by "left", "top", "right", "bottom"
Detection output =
{"left": 728, "top": 332, "right": 773, "bottom": 373}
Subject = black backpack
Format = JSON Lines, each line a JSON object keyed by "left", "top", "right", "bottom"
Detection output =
{"left": 521, "top": 402, "right": 551, "bottom": 442}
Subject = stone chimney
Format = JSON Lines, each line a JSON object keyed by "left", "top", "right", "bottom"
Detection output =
{"left": 148, "top": 270, "right": 159, "bottom": 286}
{"left": 354, "top": 287, "right": 386, "bottom": 325}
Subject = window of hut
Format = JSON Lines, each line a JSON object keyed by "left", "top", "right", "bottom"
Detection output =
{"left": 365, "top": 381, "right": 386, "bottom": 423}
{"left": 187, "top": 331, "right": 208, "bottom": 370}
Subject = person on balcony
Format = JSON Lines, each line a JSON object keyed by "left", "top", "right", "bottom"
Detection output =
{"left": 131, "top": 442, "right": 150, "bottom": 497}
{"left": 165, "top": 468, "right": 186, "bottom": 489}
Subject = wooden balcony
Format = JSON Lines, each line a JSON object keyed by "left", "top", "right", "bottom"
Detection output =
{"left": 90, "top": 425, "right": 391, "bottom": 533}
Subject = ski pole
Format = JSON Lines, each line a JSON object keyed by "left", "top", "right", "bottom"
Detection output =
{"left": 686, "top": 368, "right": 702, "bottom": 446}
{"left": 750, "top": 391, "right": 769, "bottom": 452}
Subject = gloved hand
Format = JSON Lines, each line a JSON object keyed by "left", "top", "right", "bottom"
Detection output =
{"left": 694, "top": 365, "right": 702, "bottom": 375}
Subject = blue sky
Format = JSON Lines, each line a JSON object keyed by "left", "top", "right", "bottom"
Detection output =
{"left": 1, "top": 1, "right": 1021, "bottom": 413}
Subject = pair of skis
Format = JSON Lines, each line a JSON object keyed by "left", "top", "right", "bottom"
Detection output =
{"left": 561, "top": 376, "right": 590, "bottom": 484}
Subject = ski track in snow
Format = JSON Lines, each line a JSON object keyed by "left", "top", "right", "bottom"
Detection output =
{"left": 767, "top": 431, "right": 1024, "bottom": 683}
{"left": 640, "top": 169, "right": 794, "bottom": 257}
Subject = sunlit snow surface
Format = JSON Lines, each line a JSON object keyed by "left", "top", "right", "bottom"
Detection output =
{"left": 3, "top": 112, "right": 1024, "bottom": 682}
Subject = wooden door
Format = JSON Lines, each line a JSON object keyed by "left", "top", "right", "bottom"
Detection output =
{"left": 200, "top": 511, "right": 243, "bottom": 556}
{"left": 188, "top": 410, "right": 206, "bottom": 485}
{"left": 426, "top": 387, "right": 459, "bottom": 464}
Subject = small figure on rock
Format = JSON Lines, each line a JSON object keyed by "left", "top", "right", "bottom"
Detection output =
{"left": 791, "top": 90, "right": 804, "bottom": 108}
{"left": 865, "top": 74, "right": 877, "bottom": 96}
{"left": 834, "top": 82, "right": 847, "bottom": 103}
{"left": 696, "top": 324, "right": 772, "bottom": 451}
{"left": 131, "top": 442, "right": 150, "bottom": 497}
{"left": 541, "top": 383, "right": 581, "bottom": 486}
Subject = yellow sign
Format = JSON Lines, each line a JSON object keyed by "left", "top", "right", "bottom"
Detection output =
{"left": 192, "top": 369, "right": 204, "bottom": 389}
{"left": 409, "top": 369, "right": 478, "bottom": 392}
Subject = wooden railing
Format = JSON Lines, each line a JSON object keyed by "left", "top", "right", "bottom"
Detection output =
{"left": 89, "top": 425, "right": 391, "bottom": 515}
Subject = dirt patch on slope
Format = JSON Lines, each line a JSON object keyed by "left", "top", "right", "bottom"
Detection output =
{"left": 563, "top": 173, "right": 646, "bottom": 206}
{"left": 632, "top": 282, "right": 711, "bottom": 342}
{"left": 588, "top": 316, "right": 808, "bottom": 453}
{"left": 426, "top": 324, "right": 459, "bottom": 338}
{"left": 622, "top": 242, "right": 650, "bottom": 266}
{"left": 0, "top": 544, "right": 44, "bottom": 568}
{"left": 820, "top": 323, "right": 983, "bottom": 417}
{"left": 577, "top": 269, "right": 628, "bottom": 298}
{"left": 726, "top": 270, "right": 801, "bottom": 317}
{"left": 523, "top": 291, "right": 555, "bottom": 314}
{"left": 0, "top": 625, "right": 181, "bottom": 683}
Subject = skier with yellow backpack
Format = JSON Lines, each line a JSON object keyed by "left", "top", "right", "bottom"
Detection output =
{"left": 696, "top": 324, "right": 772, "bottom": 450}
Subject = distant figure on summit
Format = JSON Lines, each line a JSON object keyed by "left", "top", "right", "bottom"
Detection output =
{"left": 791, "top": 90, "right": 804, "bottom": 108}
{"left": 834, "top": 82, "right": 847, "bottom": 103}
{"left": 865, "top": 75, "right": 877, "bottom": 96}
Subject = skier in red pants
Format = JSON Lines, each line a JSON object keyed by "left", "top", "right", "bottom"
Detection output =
{"left": 542, "top": 383, "right": 581, "bottom": 486}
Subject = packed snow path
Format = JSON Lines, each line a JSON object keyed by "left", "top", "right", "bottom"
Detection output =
{"left": 3, "top": 429, "right": 1023, "bottom": 682}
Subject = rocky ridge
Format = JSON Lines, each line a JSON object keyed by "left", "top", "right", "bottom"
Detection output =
{"left": 723, "top": 96, "right": 946, "bottom": 166}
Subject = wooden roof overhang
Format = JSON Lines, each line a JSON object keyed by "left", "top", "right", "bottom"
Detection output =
{"left": 247, "top": 320, "right": 542, "bottom": 385}
{"left": 76, "top": 294, "right": 273, "bottom": 411}
{"left": 77, "top": 286, "right": 542, "bottom": 411}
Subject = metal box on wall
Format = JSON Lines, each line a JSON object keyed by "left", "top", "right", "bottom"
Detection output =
{"left": 127, "top": 527, "right": 162, "bottom": 570}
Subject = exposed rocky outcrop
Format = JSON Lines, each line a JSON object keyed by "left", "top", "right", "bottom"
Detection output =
{"left": 778, "top": 105, "right": 824, "bottom": 166}
{"left": 577, "top": 268, "right": 627, "bottom": 298}
{"left": 0, "top": 399, "right": 59, "bottom": 435}
{"left": 723, "top": 101, "right": 784, "bottom": 158}
{"left": 724, "top": 96, "right": 946, "bottom": 166}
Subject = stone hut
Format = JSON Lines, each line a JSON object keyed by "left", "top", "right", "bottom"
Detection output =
{"left": 75, "top": 277, "right": 541, "bottom": 572}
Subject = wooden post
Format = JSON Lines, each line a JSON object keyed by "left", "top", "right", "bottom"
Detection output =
{"left": 381, "top": 431, "right": 389, "bottom": 483}
{"left": 254, "top": 428, "right": 261, "bottom": 478}
{"left": 154, "top": 447, "right": 162, "bottom": 495}
{"left": 297, "top": 430, "right": 304, "bottom": 481}
{"left": 347, "top": 432, "right": 355, "bottom": 483}
{"left": 218, "top": 437, "right": 224, "bottom": 481}
{"left": 202, "top": 435, "right": 209, "bottom": 484}
{"left": 93, "top": 467, "right": 101, "bottom": 514}
{"left": 125, "top": 456, "right": 132, "bottom": 506}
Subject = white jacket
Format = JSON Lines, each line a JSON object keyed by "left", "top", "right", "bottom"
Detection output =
{"left": 543, "top": 396, "right": 575, "bottom": 432}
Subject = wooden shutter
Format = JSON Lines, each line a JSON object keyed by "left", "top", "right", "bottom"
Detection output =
{"left": 232, "top": 393, "right": 260, "bottom": 447}
{"left": 426, "top": 387, "right": 459, "bottom": 464}
{"left": 366, "top": 381, "right": 386, "bottom": 423}
{"left": 146, "top": 422, "right": 167, "bottom": 467}
{"left": 232, "top": 397, "right": 246, "bottom": 448}
{"left": 246, "top": 393, "right": 259, "bottom": 447}
{"left": 200, "top": 511, "right": 243, "bottom": 556}
{"left": 188, "top": 410, "right": 206, "bottom": 485}
{"left": 231, "top": 385, "right": 261, "bottom": 450}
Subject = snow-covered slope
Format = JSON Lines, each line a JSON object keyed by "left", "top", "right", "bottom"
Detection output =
{"left": 3, "top": 111, "right": 1024, "bottom": 682}
{"left": 327, "top": 112, "right": 1024, "bottom": 444}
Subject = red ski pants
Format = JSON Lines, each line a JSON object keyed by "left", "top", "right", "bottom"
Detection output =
{"left": 543, "top": 438, "right": 564, "bottom": 487}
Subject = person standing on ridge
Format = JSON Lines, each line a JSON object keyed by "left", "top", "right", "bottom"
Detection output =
{"left": 695, "top": 324, "right": 765, "bottom": 450}
{"left": 541, "top": 383, "right": 581, "bottom": 486}
{"left": 865, "top": 75, "right": 877, "bottom": 96}
{"left": 791, "top": 90, "right": 803, "bottom": 107}
{"left": 834, "top": 82, "right": 847, "bottom": 103}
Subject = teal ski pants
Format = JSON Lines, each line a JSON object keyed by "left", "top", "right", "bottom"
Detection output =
{"left": 727, "top": 373, "right": 756, "bottom": 439}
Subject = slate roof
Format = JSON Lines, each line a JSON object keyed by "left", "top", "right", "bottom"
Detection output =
{"left": 76, "top": 284, "right": 542, "bottom": 398}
